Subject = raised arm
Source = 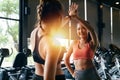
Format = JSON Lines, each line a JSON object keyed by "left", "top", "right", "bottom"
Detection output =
{"left": 69, "top": 3, "right": 99, "bottom": 51}
{"left": 76, "top": 17, "right": 98, "bottom": 51}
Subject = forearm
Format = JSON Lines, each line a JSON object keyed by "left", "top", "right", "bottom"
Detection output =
{"left": 72, "top": 15, "right": 94, "bottom": 32}
{"left": 64, "top": 60, "right": 74, "bottom": 75}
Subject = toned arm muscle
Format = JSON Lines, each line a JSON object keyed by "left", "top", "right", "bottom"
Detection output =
{"left": 44, "top": 38, "right": 61, "bottom": 80}
{"left": 64, "top": 41, "right": 75, "bottom": 76}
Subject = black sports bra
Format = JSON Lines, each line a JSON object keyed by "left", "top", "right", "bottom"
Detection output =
{"left": 32, "top": 30, "right": 62, "bottom": 65}
{"left": 33, "top": 30, "right": 45, "bottom": 64}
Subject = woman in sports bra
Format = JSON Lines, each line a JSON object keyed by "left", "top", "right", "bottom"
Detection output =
{"left": 30, "top": 0, "right": 66, "bottom": 80}
{"left": 64, "top": 3, "right": 101, "bottom": 80}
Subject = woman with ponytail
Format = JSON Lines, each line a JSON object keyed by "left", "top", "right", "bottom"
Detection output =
{"left": 30, "top": 0, "right": 66, "bottom": 80}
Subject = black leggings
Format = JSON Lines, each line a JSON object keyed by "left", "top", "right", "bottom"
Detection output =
{"left": 32, "top": 74, "right": 65, "bottom": 80}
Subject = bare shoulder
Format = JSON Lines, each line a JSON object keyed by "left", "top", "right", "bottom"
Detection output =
{"left": 67, "top": 40, "right": 78, "bottom": 50}
{"left": 30, "top": 28, "right": 38, "bottom": 37}
{"left": 30, "top": 28, "right": 38, "bottom": 51}
{"left": 43, "top": 36, "right": 61, "bottom": 62}
{"left": 71, "top": 40, "right": 78, "bottom": 46}
{"left": 44, "top": 36, "right": 61, "bottom": 49}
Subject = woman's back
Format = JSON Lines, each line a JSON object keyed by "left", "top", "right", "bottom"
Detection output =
{"left": 31, "top": 27, "right": 65, "bottom": 79}
{"left": 31, "top": 0, "right": 65, "bottom": 80}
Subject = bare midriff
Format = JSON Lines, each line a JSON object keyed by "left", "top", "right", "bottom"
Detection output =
{"left": 35, "top": 62, "right": 64, "bottom": 76}
{"left": 74, "top": 59, "right": 94, "bottom": 70}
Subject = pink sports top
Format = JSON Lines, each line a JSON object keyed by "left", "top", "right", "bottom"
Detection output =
{"left": 72, "top": 42, "right": 94, "bottom": 60}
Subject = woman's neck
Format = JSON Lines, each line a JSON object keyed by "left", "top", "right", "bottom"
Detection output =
{"left": 79, "top": 38, "right": 87, "bottom": 44}
{"left": 39, "top": 23, "right": 59, "bottom": 37}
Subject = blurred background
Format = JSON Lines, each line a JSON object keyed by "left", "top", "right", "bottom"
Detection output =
{"left": 0, "top": 0, "right": 120, "bottom": 80}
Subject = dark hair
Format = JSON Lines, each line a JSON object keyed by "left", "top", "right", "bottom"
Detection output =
{"left": 36, "top": 0, "right": 63, "bottom": 31}
{"left": 87, "top": 32, "right": 91, "bottom": 42}
{"left": 85, "top": 21, "right": 92, "bottom": 42}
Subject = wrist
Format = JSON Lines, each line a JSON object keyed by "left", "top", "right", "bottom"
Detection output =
{"left": 68, "top": 15, "right": 78, "bottom": 20}
{"left": 71, "top": 72, "right": 75, "bottom": 77}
